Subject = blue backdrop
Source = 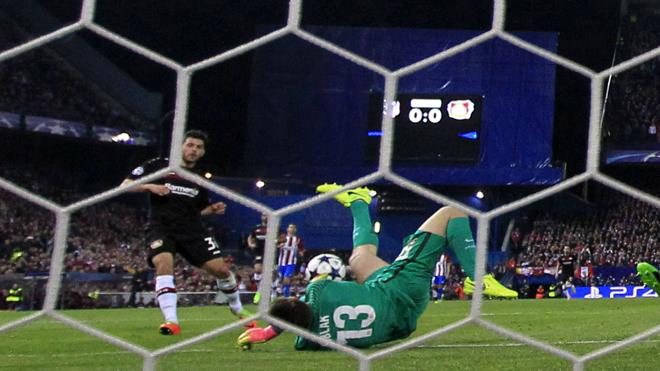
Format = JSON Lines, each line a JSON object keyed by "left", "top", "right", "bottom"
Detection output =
{"left": 245, "top": 27, "right": 562, "bottom": 185}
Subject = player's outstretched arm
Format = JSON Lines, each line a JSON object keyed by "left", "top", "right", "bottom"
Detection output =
{"left": 201, "top": 201, "right": 226, "bottom": 216}
{"left": 120, "top": 179, "right": 170, "bottom": 196}
{"left": 237, "top": 325, "right": 281, "bottom": 349}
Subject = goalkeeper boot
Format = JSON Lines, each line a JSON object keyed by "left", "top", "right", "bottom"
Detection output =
{"left": 159, "top": 321, "right": 181, "bottom": 335}
{"left": 316, "top": 183, "right": 373, "bottom": 207}
{"left": 464, "top": 274, "right": 518, "bottom": 299}
{"left": 637, "top": 262, "right": 660, "bottom": 294}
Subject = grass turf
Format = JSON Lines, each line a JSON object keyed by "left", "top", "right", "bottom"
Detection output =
{"left": 0, "top": 299, "right": 658, "bottom": 370}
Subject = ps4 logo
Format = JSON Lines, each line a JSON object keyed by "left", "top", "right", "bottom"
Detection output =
{"left": 584, "top": 286, "right": 603, "bottom": 299}
{"left": 582, "top": 286, "right": 658, "bottom": 299}
{"left": 608, "top": 286, "right": 657, "bottom": 298}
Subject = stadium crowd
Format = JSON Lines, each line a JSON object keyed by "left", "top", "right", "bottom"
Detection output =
{"left": 513, "top": 192, "right": 658, "bottom": 288}
{"left": 604, "top": 13, "right": 660, "bottom": 147}
{"left": 0, "top": 11, "right": 150, "bottom": 130}
{"left": 0, "top": 189, "right": 229, "bottom": 281}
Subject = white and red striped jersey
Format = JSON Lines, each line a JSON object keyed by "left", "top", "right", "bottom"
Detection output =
{"left": 434, "top": 254, "right": 450, "bottom": 277}
{"left": 277, "top": 235, "right": 304, "bottom": 266}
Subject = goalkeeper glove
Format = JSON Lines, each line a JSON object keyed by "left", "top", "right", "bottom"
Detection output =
{"left": 237, "top": 325, "right": 280, "bottom": 349}
{"left": 311, "top": 273, "right": 329, "bottom": 282}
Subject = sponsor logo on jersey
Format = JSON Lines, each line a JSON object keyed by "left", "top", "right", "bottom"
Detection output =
{"left": 447, "top": 100, "right": 475, "bottom": 120}
{"left": 131, "top": 166, "right": 144, "bottom": 176}
{"left": 164, "top": 183, "right": 199, "bottom": 198}
{"left": 150, "top": 239, "right": 163, "bottom": 249}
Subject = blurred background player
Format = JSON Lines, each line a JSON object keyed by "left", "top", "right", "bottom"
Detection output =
{"left": 432, "top": 254, "right": 449, "bottom": 303}
{"left": 277, "top": 223, "right": 305, "bottom": 298}
{"left": 5, "top": 283, "right": 23, "bottom": 310}
{"left": 562, "top": 277, "right": 576, "bottom": 300}
{"left": 637, "top": 262, "right": 660, "bottom": 295}
{"left": 238, "top": 183, "right": 516, "bottom": 350}
{"left": 250, "top": 256, "right": 263, "bottom": 304}
{"left": 121, "top": 130, "right": 251, "bottom": 335}
{"left": 557, "top": 246, "right": 576, "bottom": 285}
{"left": 246, "top": 214, "right": 268, "bottom": 260}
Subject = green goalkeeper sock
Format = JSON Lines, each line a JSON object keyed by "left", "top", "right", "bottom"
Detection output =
{"left": 447, "top": 217, "right": 476, "bottom": 279}
{"left": 350, "top": 201, "right": 378, "bottom": 249}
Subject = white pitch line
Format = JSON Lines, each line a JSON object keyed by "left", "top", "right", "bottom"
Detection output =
{"left": 480, "top": 311, "right": 628, "bottom": 316}
{"left": 4, "top": 338, "right": 658, "bottom": 359}
{"left": 3, "top": 349, "right": 215, "bottom": 358}
{"left": 418, "top": 339, "right": 660, "bottom": 349}
{"left": 37, "top": 317, "right": 230, "bottom": 324}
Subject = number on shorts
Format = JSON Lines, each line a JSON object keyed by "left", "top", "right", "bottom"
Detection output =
{"left": 333, "top": 305, "right": 376, "bottom": 344}
{"left": 204, "top": 237, "right": 219, "bottom": 251}
{"left": 395, "top": 240, "right": 415, "bottom": 261}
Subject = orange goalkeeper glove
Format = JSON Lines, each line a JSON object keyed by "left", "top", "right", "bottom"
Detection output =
{"left": 237, "top": 325, "right": 280, "bottom": 349}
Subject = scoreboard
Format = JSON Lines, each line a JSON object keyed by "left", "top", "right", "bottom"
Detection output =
{"left": 367, "top": 93, "right": 483, "bottom": 164}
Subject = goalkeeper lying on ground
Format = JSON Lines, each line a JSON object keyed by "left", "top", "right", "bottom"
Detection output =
{"left": 238, "top": 183, "right": 517, "bottom": 350}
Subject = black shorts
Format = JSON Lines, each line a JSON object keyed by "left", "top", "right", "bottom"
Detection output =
{"left": 146, "top": 226, "right": 222, "bottom": 268}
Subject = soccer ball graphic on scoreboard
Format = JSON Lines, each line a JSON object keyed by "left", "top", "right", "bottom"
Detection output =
{"left": 304, "top": 254, "right": 347, "bottom": 282}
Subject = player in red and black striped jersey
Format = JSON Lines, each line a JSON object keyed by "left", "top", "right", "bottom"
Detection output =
{"left": 247, "top": 214, "right": 269, "bottom": 258}
{"left": 121, "top": 130, "right": 252, "bottom": 335}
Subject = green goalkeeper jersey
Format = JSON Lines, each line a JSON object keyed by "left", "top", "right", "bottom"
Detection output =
{"left": 294, "top": 279, "right": 414, "bottom": 350}
{"left": 295, "top": 231, "right": 447, "bottom": 350}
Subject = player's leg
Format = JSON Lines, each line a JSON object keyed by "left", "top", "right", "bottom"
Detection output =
{"left": 151, "top": 251, "right": 180, "bottom": 335}
{"left": 432, "top": 276, "right": 445, "bottom": 302}
{"left": 436, "top": 284, "right": 444, "bottom": 301}
{"left": 252, "top": 258, "right": 263, "bottom": 304}
{"left": 419, "top": 207, "right": 517, "bottom": 298}
{"left": 271, "top": 275, "right": 280, "bottom": 301}
{"left": 280, "top": 264, "right": 295, "bottom": 298}
{"left": 277, "top": 265, "right": 286, "bottom": 297}
{"left": 180, "top": 235, "right": 255, "bottom": 325}
{"left": 417, "top": 207, "right": 517, "bottom": 298}
{"left": 418, "top": 206, "right": 476, "bottom": 278}
{"left": 202, "top": 257, "right": 251, "bottom": 318}
{"left": 317, "top": 183, "right": 388, "bottom": 284}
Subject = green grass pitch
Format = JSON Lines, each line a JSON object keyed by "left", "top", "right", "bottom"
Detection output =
{"left": 0, "top": 299, "right": 658, "bottom": 370}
